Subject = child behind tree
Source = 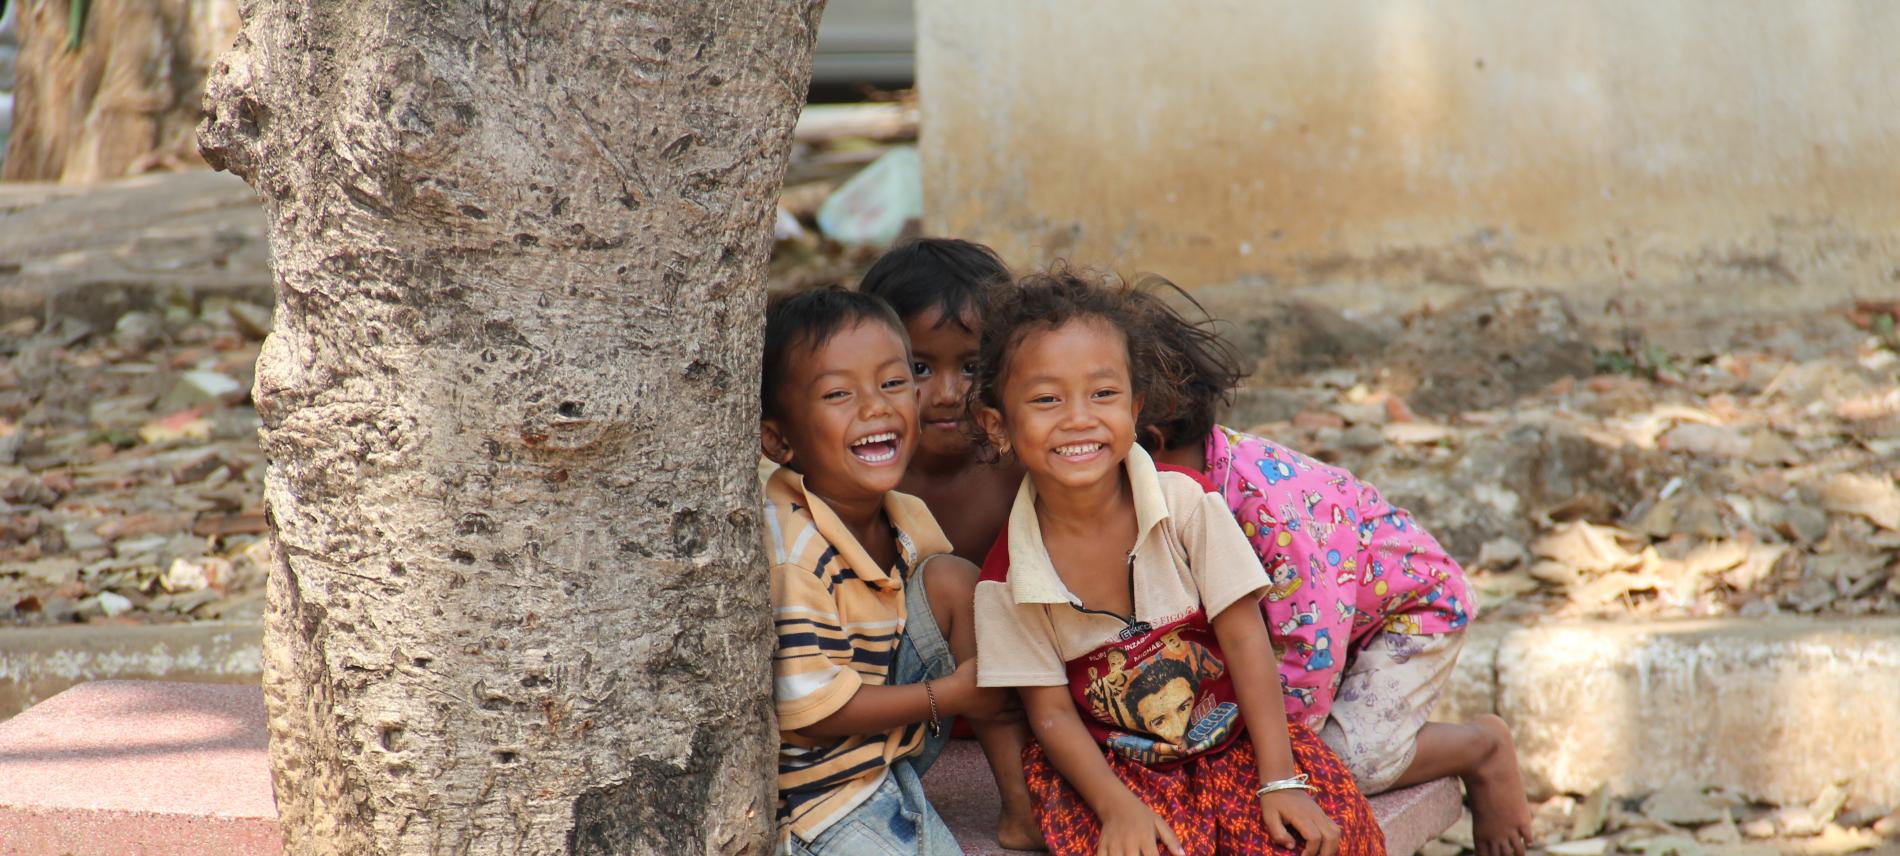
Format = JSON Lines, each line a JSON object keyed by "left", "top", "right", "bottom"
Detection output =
{"left": 858, "top": 238, "right": 1022, "bottom": 565}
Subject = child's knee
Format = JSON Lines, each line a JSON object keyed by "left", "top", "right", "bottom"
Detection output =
{"left": 1469, "top": 713, "right": 1509, "bottom": 758}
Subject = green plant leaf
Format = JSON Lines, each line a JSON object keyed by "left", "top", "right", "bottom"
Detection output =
{"left": 1644, "top": 342, "right": 1678, "bottom": 377}
{"left": 1593, "top": 347, "right": 1635, "bottom": 376}
{"left": 66, "top": 0, "right": 89, "bottom": 52}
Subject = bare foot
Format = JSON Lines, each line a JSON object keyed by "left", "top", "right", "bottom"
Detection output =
{"left": 997, "top": 803, "right": 1047, "bottom": 852}
{"left": 1464, "top": 714, "right": 1533, "bottom": 856}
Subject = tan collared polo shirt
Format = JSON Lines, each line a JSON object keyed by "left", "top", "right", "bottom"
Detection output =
{"left": 974, "top": 444, "right": 1272, "bottom": 687}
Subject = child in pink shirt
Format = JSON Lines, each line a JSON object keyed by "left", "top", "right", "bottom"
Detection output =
{"left": 1132, "top": 283, "right": 1533, "bottom": 856}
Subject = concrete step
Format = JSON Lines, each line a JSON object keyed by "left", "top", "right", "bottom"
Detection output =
{"left": 0, "top": 620, "right": 260, "bottom": 718}
{"left": 0, "top": 681, "right": 1455, "bottom": 855}
{"left": 1434, "top": 617, "right": 1900, "bottom": 813}
{"left": 6, "top": 616, "right": 1897, "bottom": 817}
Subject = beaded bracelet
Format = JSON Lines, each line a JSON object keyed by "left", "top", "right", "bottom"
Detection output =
{"left": 1256, "top": 773, "right": 1314, "bottom": 797}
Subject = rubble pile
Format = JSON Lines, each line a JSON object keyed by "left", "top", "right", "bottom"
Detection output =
{"left": 1428, "top": 784, "right": 1900, "bottom": 856}
{"left": 1, "top": 299, "right": 270, "bottom": 624}
{"left": 1230, "top": 294, "right": 1900, "bottom": 622}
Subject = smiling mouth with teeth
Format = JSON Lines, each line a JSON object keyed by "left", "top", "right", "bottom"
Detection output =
{"left": 849, "top": 431, "right": 900, "bottom": 463}
{"left": 1054, "top": 442, "right": 1104, "bottom": 458}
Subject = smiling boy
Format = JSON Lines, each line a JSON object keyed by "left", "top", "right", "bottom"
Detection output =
{"left": 758, "top": 287, "right": 1037, "bottom": 854}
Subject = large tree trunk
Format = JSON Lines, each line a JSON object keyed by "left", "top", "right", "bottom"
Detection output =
{"left": 3, "top": 0, "right": 238, "bottom": 182}
{"left": 197, "top": 1, "right": 820, "bottom": 853}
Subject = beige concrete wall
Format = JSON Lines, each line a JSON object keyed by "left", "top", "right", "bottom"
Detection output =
{"left": 918, "top": 1, "right": 1900, "bottom": 303}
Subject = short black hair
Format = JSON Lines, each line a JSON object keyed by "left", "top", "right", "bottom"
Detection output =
{"left": 858, "top": 238, "right": 1009, "bottom": 332}
{"left": 761, "top": 286, "right": 909, "bottom": 421}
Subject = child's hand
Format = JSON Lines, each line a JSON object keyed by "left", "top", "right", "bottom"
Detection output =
{"left": 1259, "top": 789, "right": 1339, "bottom": 856}
{"left": 1097, "top": 795, "right": 1184, "bottom": 856}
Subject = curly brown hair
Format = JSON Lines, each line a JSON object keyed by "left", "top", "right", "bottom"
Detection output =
{"left": 1126, "top": 276, "right": 1249, "bottom": 452}
{"left": 968, "top": 266, "right": 1188, "bottom": 458}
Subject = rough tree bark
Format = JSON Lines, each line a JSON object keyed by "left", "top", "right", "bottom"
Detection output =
{"left": 197, "top": 1, "right": 821, "bottom": 853}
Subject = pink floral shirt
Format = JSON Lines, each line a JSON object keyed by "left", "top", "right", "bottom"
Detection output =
{"left": 1178, "top": 425, "right": 1472, "bottom": 729}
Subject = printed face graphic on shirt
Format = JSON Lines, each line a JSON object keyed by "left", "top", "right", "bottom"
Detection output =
{"left": 1100, "top": 630, "right": 1226, "bottom": 738}
{"left": 1134, "top": 674, "right": 1196, "bottom": 744}
{"left": 1074, "top": 620, "right": 1245, "bottom": 766}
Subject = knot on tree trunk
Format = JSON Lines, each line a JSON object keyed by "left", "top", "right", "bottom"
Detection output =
{"left": 198, "top": 47, "right": 266, "bottom": 182}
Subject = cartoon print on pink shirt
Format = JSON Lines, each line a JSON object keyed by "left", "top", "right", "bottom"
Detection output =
{"left": 1186, "top": 426, "right": 1472, "bottom": 730}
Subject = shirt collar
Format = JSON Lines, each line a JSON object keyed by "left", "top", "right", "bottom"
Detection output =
{"left": 769, "top": 466, "right": 916, "bottom": 588}
{"left": 1004, "top": 443, "right": 1173, "bottom": 605}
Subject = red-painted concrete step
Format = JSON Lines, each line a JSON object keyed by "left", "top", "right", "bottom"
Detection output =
{"left": 0, "top": 681, "right": 282, "bottom": 856}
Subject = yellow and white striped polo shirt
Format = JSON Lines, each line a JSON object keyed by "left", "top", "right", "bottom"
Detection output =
{"left": 762, "top": 464, "right": 952, "bottom": 841}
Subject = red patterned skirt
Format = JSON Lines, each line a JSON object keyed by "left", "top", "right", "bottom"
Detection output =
{"left": 1023, "top": 721, "right": 1387, "bottom": 856}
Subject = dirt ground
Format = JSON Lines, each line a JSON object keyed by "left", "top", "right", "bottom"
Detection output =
{"left": 2, "top": 134, "right": 1898, "bottom": 854}
{"left": 3, "top": 154, "right": 1897, "bottom": 627}
{"left": 1193, "top": 283, "right": 1899, "bottom": 623}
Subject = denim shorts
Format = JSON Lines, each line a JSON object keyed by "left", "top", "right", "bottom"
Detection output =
{"left": 785, "top": 554, "right": 962, "bottom": 856}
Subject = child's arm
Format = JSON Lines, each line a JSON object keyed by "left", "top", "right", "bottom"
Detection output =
{"left": 774, "top": 556, "right": 1011, "bottom": 740}
{"left": 795, "top": 657, "right": 1010, "bottom": 738}
{"left": 1176, "top": 479, "right": 1341, "bottom": 856}
{"left": 1212, "top": 599, "right": 1340, "bottom": 856}
{"left": 1020, "top": 685, "right": 1185, "bottom": 856}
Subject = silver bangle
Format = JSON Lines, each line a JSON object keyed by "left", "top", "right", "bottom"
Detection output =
{"left": 1256, "top": 773, "right": 1313, "bottom": 797}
